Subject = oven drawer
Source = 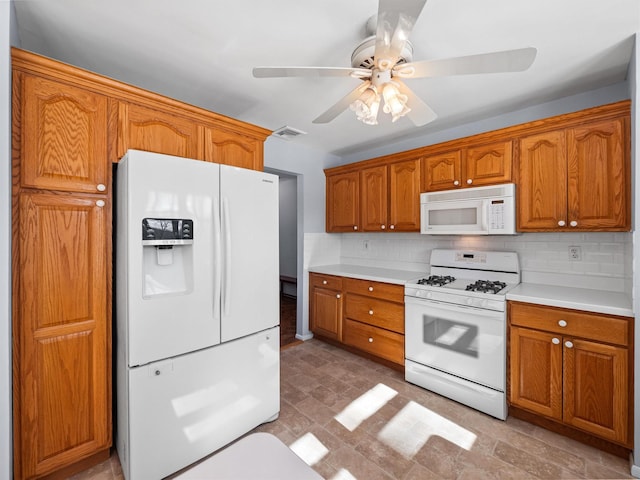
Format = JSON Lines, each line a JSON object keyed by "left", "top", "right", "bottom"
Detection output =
{"left": 509, "top": 302, "right": 630, "bottom": 346}
{"left": 343, "top": 319, "right": 404, "bottom": 365}
{"left": 345, "top": 294, "right": 404, "bottom": 333}
{"left": 343, "top": 278, "right": 404, "bottom": 303}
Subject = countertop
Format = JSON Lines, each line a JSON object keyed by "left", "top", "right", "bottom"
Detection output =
{"left": 506, "top": 283, "right": 634, "bottom": 318}
{"left": 308, "top": 264, "right": 424, "bottom": 285}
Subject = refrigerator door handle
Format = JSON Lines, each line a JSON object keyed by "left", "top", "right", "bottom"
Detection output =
{"left": 222, "top": 196, "right": 232, "bottom": 316}
{"left": 213, "top": 196, "right": 222, "bottom": 320}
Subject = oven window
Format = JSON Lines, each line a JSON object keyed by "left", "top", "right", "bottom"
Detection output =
{"left": 429, "top": 207, "right": 478, "bottom": 226}
{"left": 423, "top": 316, "right": 479, "bottom": 357}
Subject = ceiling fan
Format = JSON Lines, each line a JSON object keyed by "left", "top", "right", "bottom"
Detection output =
{"left": 252, "top": 0, "right": 536, "bottom": 127}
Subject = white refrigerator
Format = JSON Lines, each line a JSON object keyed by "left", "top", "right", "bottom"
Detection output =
{"left": 115, "top": 150, "right": 280, "bottom": 480}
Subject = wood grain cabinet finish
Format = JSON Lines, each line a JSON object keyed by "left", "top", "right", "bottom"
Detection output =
{"left": 117, "top": 101, "right": 202, "bottom": 160}
{"left": 309, "top": 273, "right": 344, "bottom": 341}
{"left": 421, "top": 140, "right": 512, "bottom": 192}
{"left": 204, "top": 127, "right": 263, "bottom": 170}
{"left": 508, "top": 302, "right": 631, "bottom": 446}
{"left": 517, "top": 117, "right": 629, "bottom": 231}
{"left": 16, "top": 192, "right": 110, "bottom": 479}
{"left": 326, "top": 171, "right": 360, "bottom": 232}
{"left": 20, "top": 74, "right": 109, "bottom": 193}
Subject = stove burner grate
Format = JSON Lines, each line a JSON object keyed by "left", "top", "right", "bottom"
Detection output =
{"left": 418, "top": 275, "right": 456, "bottom": 287}
{"left": 465, "top": 280, "right": 507, "bottom": 294}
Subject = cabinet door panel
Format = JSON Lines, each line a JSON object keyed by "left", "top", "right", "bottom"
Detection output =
{"left": 388, "top": 158, "right": 421, "bottom": 231}
{"left": 509, "top": 326, "right": 563, "bottom": 420}
{"left": 465, "top": 140, "right": 512, "bottom": 186}
{"left": 19, "top": 192, "right": 110, "bottom": 478}
{"left": 360, "top": 165, "right": 388, "bottom": 231}
{"left": 118, "top": 102, "right": 201, "bottom": 160}
{"left": 563, "top": 338, "right": 628, "bottom": 443}
{"left": 326, "top": 171, "right": 359, "bottom": 232}
{"left": 204, "top": 127, "right": 262, "bottom": 170}
{"left": 22, "top": 75, "right": 108, "bottom": 193}
{"left": 310, "top": 286, "right": 342, "bottom": 340}
{"left": 517, "top": 131, "right": 567, "bottom": 230}
{"left": 567, "top": 118, "right": 628, "bottom": 229}
{"left": 422, "top": 150, "right": 461, "bottom": 191}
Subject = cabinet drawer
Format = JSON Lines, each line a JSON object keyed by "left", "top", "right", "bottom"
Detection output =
{"left": 343, "top": 277, "right": 404, "bottom": 303}
{"left": 343, "top": 319, "right": 404, "bottom": 365}
{"left": 509, "top": 302, "right": 630, "bottom": 346}
{"left": 310, "top": 273, "right": 343, "bottom": 290}
{"left": 345, "top": 294, "right": 404, "bottom": 333}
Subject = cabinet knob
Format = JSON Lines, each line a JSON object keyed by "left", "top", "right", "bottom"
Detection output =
{"left": 96, "top": 200, "right": 105, "bottom": 207}
{"left": 96, "top": 183, "right": 106, "bottom": 192}
{"left": 353, "top": 225, "right": 358, "bottom": 231}
{"left": 336, "top": 294, "right": 341, "bottom": 299}
{"left": 322, "top": 280, "right": 327, "bottom": 285}
{"left": 381, "top": 225, "right": 386, "bottom": 230}
{"left": 453, "top": 180, "right": 460, "bottom": 186}
{"left": 466, "top": 178, "right": 473, "bottom": 185}
{"left": 558, "top": 319, "right": 567, "bottom": 327}
{"left": 565, "top": 340, "right": 574, "bottom": 349}
{"left": 570, "top": 220, "right": 578, "bottom": 227}
{"left": 558, "top": 220, "right": 566, "bottom": 227}
{"left": 368, "top": 286, "right": 374, "bottom": 292}
{"left": 389, "top": 225, "right": 395, "bottom": 230}
{"left": 552, "top": 337, "right": 560, "bottom": 345}
{"left": 368, "top": 337, "right": 374, "bottom": 343}
{"left": 368, "top": 310, "right": 374, "bottom": 315}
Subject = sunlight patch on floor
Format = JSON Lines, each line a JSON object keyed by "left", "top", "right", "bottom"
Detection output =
{"left": 334, "top": 383, "right": 397, "bottom": 431}
{"left": 289, "top": 432, "right": 329, "bottom": 466}
{"left": 329, "top": 468, "right": 357, "bottom": 480}
{"left": 377, "top": 400, "right": 477, "bottom": 457}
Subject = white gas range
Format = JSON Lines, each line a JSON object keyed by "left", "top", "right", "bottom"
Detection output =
{"left": 404, "top": 249, "right": 520, "bottom": 420}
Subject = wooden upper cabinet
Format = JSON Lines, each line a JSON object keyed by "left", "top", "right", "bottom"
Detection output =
{"left": 360, "top": 165, "right": 388, "bottom": 232}
{"left": 517, "top": 130, "right": 567, "bottom": 230}
{"left": 388, "top": 158, "right": 421, "bottom": 231}
{"left": 518, "top": 117, "right": 629, "bottom": 231}
{"left": 326, "top": 171, "right": 360, "bottom": 232}
{"left": 117, "top": 102, "right": 202, "bottom": 161}
{"left": 17, "top": 191, "right": 110, "bottom": 478}
{"left": 422, "top": 150, "right": 462, "bottom": 191}
{"left": 465, "top": 140, "right": 512, "bottom": 187}
{"left": 567, "top": 118, "right": 628, "bottom": 230}
{"left": 20, "top": 74, "right": 109, "bottom": 193}
{"left": 204, "top": 127, "right": 263, "bottom": 170}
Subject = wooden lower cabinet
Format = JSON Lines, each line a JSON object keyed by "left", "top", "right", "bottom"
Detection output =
{"left": 15, "top": 192, "right": 111, "bottom": 479}
{"left": 309, "top": 273, "right": 404, "bottom": 367}
{"left": 509, "top": 301, "right": 632, "bottom": 447}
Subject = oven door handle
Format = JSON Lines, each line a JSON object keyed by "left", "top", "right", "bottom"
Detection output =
{"left": 404, "top": 295, "right": 504, "bottom": 319}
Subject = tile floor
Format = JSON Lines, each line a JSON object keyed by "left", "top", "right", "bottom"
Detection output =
{"left": 72, "top": 339, "right": 633, "bottom": 480}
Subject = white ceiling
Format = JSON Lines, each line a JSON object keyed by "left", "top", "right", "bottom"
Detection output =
{"left": 11, "top": 0, "right": 640, "bottom": 157}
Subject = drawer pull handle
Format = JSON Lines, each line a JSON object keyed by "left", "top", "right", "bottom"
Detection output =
{"left": 336, "top": 294, "right": 341, "bottom": 299}
{"left": 368, "top": 286, "right": 374, "bottom": 292}
{"left": 353, "top": 225, "right": 358, "bottom": 230}
{"left": 558, "top": 320, "right": 567, "bottom": 327}
{"left": 96, "top": 200, "right": 105, "bottom": 207}
{"left": 322, "top": 280, "right": 327, "bottom": 285}
{"left": 552, "top": 337, "right": 560, "bottom": 345}
{"left": 558, "top": 220, "right": 566, "bottom": 227}
{"left": 570, "top": 220, "right": 578, "bottom": 227}
{"left": 368, "top": 310, "right": 374, "bottom": 315}
{"left": 389, "top": 225, "right": 395, "bottom": 230}
{"left": 565, "top": 340, "right": 574, "bottom": 349}
{"left": 453, "top": 180, "right": 460, "bottom": 186}
{"left": 466, "top": 178, "right": 473, "bottom": 185}
{"left": 96, "top": 183, "right": 106, "bottom": 192}
{"left": 381, "top": 225, "right": 386, "bottom": 230}
{"left": 368, "top": 337, "right": 373, "bottom": 343}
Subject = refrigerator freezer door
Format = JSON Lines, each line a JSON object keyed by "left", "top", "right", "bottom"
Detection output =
{"left": 220, "top": 166, "right": 279, "bottom": 342}
{"left": 121, "top": 150, "right": 221, "bottom": 366}
{"left": 124, "top": 327, "right": 280, "bottom": 480}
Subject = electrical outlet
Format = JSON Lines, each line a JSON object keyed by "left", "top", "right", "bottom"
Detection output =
{"left": 363, "top": 240, "right": 369, "bottom": 251}
{"left": 568, "top": 246, "right": 582, "bottom": 261}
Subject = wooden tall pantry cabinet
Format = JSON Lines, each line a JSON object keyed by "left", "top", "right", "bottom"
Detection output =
{"left": 11, "top": 48, "right": 270, "bottom": 479}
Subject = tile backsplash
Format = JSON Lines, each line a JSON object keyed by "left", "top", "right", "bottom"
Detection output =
{"left": 339, "top": 232, "right": 632, "bottom": 294}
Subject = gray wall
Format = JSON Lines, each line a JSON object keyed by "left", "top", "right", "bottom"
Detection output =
{"left": 1, "top": 3, "right": 15, "bottom": 479}
{"left": 278, "top": 175, "right": 297, "bottom": 295}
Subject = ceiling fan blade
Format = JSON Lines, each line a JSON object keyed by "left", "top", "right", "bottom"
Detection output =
{"left": 253, "top": 66, "right": 371, "bottom": 78}
{"left": 375, "top": 0, "right": 428, "bottom": 68}
{"left": 395, "top": 80, "right": 437, "bottom": 126}
{"left": 395, "top": 47, "right": 537, "bottom": 78}
{"left": 313, "top": 82, "right": 370, "bottom": 124}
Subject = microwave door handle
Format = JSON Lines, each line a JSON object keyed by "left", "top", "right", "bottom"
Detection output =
{"left": 481, "top": 200, "right": 489, "bottom": 232}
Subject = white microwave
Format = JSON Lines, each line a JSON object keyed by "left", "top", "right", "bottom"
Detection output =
{"left": 420, "top": 183, "right": 516, "bottom": 235}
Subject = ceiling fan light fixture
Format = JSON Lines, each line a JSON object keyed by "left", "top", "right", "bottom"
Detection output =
{"left": 350, "top": 84, "right": 381, "bottom": 125}
{"left": 381, "top": 82, "right": 410, "bottom": 122}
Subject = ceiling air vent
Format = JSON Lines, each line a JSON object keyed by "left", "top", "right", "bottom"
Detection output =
{"left": 272, "top": 126, "right": 307, "bottom": 141}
